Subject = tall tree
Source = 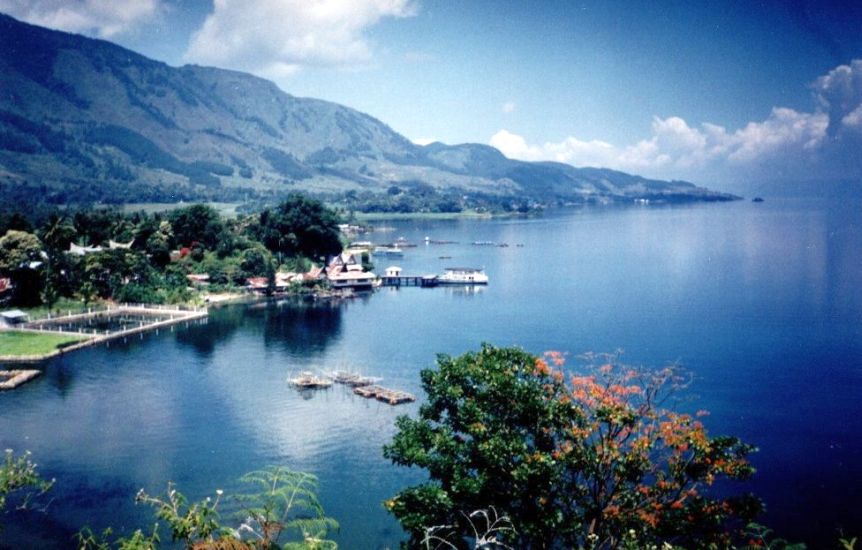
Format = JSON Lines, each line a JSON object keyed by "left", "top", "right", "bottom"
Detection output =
{"left": 168, "top": 204, "right": 225, "bottom": 250}
{"left": 384, "top": 345, "right": 761, "bottom": 549}
{"left": 0, "top": 230, "right": 44, "bottom": 305}
{"left": 255, "top": 194, "right": 342, "bottom": 261}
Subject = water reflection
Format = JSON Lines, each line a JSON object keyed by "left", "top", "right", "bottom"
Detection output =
{"left": 260, "top": 299, "right": 344, "bottom": 355}
{"left": 175, "top": 306, "right": 246, "bottom": 356}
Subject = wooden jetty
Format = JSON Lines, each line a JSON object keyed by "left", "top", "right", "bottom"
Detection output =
{"left": 380, "top": 275, "right": 438, "bottom": 287}
{"left": 0, "top": 369, "right": 41, "bottom": 390}
{"left": 352, "top": 384, "right": 416, "bottom": 405}
{"left": 0, "top": 304, "right": 208, "bottom": 364}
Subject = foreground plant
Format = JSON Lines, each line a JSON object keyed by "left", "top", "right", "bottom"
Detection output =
{"left": 233, "top": 467, "right": 338, "bottom": 549}
{"left": 0, "top": 449, "right": 54, "bottom": 516}
{"left": 76, "top": 467, "right": 337, "bottom": 549}
{"left": 384, "top": 345, "right": 761, "bottom": 549}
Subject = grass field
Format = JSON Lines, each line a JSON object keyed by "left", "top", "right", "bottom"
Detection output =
{"left": 0, "top": 331, "right": 90, "bottom": 357}
{"left": 119, "top": 202, "right": 241, "bottom": 217}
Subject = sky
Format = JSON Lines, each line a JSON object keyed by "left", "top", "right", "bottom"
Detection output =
{"left": 2, "top": 0, "right": 861, "bottom": 191}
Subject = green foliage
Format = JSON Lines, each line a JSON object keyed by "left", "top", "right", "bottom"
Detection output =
{"left": 0, "top": 449, "right": 54, "bottom": 517}
{"left": 0, "top": 229, "right": 42, "bottom": 273}
{"left": 0, "top": 195, "right": 342, "bottom": 306}
{"left": 76, "top": 467, "right": 336, "bottom": 550}
{"left": 169, "top": 204, "right": 226, "bottom": 249}
{"left": 0, "top": 229, "right": 44, "bottom": 305}
{"left": 76, "top": 525, "right": 161, "bottom": 550}
{"left": 254, "top": 195, "right": 342, "bottom": 261}
{"left": 234, "top": 467, "right": 339, "bottom": 549}
{"left": 82, "top": 249, "right": 153, "bottom": 299}
{"left": 135, "top": 484, "right": 227, "bottom": 544}
{"left": 384, "top": 345, "right": 762, "bottom": 549}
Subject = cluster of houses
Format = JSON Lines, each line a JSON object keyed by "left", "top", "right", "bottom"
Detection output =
{"left": 3, "top": 237, "right": 380, "bottom": 305}
{"left": 238, "top": 251, "right": 376, "bottom": 294}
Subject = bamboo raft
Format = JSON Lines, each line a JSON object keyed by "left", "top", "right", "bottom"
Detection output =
{"left": 352, "top": 384, "right": 416, "bottom": 405}
{"left": 287, "top": 371, "right": 333, "bottom": 389}
{"left": 329, "top": 370, "right": 381, "bottom": 387}
{"left": 0, "top": 370, "right": 41, "bottom": 390}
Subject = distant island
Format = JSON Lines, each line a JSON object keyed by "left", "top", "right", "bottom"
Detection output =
{"left": 0, "top": 13, "right": 738, "bottom": 215}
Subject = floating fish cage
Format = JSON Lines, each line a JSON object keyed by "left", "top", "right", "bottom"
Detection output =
{"left": 26, "top": 309, "right": 188, "bottom": 336}
{"left": 352, "top": 384, "right": 415, "bottom": 405}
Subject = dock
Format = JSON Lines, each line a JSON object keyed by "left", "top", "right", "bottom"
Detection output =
{"left": 0, "top": 304, "right": 208, "bottom": 364}
{"left": 352, "top": 384, "right": 416, "bottom": 405}
{"left": 380, "top": 275, "right": 438, "bottom": 287}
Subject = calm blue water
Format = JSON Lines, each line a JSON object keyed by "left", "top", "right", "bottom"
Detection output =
{"left": 1, "top": 198, "right": 860, "bottom": 548}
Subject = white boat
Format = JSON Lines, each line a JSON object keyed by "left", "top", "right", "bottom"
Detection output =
{"left": 437, "top": 267, "right": 489, "bottom": 285}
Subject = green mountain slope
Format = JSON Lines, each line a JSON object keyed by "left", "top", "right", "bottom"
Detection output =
{"left": 0, "top": 13, "right": 737, "bottom": 208}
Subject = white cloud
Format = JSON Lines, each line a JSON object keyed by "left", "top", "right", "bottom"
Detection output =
{"left": 490, "top": 60, "right": 862, "bottom": 183}
{"left": 727, "top": 108, "right": 827, "bottom": 162}
{"left": 842, "top": 104, "right": 862, "bottom": 129}
{"left": 412, "top": 137, "right": 436, "bottom": 146}
{"left": 502, "top": 101, "right": 516, "bottom": 114}
{"left": 812, "top": 59, "right": 862, "bottom": 132}
{"left": 491, "top": 100, "right": 830, "bottom": 180}
{"left": 184, "top": 0, "right": 416, "bottom": 77}
{"left": 0, "top": 0, "right": 162, "bottom": 37}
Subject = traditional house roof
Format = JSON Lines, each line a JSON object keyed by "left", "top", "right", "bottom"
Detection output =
{"left": 187, "top": 274, "right": 211, "bottom": 284}
{"left": 245, "top": 277, "right": 269, "bottom": 289}
{"left": 68, "top": 242, "right": 103, "bottom": 255}
{"left": 108, "top": 239, "right": 134, "bottom": 249}
{"left": 1, "top": 309, "right": 29, "bottom": 322}
{"left": 303, "top": 265, "right": 324, "bottom": 281}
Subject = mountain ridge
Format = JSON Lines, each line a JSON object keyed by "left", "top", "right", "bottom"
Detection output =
{"left": 0, "top": 13, "right": 738, "bottom": 209}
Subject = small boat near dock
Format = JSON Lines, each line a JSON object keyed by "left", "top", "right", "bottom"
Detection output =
{"left": 287, "top": 371, "right": 333, "bottom": 389}
{"left": 438, "top": 267, "right": 489, "bottom": 285}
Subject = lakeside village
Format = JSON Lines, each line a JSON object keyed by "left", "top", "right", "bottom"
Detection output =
{"left": 0, "top": 199, "right": 490, "bottom": 394}
{"left": 244, "top": 231, "right": 489, "bottom": 295}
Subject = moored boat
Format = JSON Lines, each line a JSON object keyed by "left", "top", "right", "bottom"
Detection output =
{"left": 437, "top": 267, "right": 489, "bottom": 285}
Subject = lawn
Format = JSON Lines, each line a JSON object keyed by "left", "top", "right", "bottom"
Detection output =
{"left": 0, "top": 331, "right": 90, "bottom": 357}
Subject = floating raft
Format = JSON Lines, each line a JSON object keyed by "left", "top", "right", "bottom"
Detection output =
{"left": 287, "top": 371, "right": 333, "bottom": 389}
{"left": 330, "top": 370, "right": 381, "bottom": 387}
{"left": 0, "top": 369, "right": 41, "bottom": 390}
{"left": 353, "top": 384, "right": 416, "bottom": 405}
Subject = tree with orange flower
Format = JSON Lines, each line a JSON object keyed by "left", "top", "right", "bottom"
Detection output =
{"left": 383, "top": 344, "right": 761, "bottom": 549}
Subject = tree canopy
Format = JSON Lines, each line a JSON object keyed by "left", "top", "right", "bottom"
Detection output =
{"left": 255, "top": 194, "right": 342, "bottom": 260}
{"left": 0, "top": 195, "right": 344, "bottom": 307}
{"left": 384, "top": 345, "right": 761, "bottom": 549}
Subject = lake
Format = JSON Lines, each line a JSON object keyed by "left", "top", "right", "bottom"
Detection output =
{"left": 1, "top": 198, "right": 860, "bottom": 548}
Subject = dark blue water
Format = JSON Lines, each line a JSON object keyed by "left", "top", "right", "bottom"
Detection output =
{"left": 2, "top": 198, "right": 860, "bottom": 548}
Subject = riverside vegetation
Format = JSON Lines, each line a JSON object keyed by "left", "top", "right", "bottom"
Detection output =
{"left": 0, "top": 194, "right": 343, "bottom": 310}
{"left": 4, "top": 346, "right": 852, "bottom": 549}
